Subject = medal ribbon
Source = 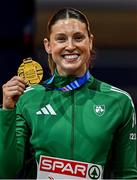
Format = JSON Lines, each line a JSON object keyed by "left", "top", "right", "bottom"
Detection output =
{"left": 46, "top": 70, "right": 91, "bottom": 92}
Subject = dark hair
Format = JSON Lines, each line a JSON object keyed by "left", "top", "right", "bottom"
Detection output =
{"left": 47, "top": 7, "right": 91, "bottom": 38}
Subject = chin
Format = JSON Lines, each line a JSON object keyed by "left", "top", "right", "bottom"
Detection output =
{"left": 64, "top": 68, "right": 84, "bottom": 76}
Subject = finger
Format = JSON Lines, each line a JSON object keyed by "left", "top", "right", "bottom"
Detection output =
{"left": 8, "top": 76, "right": 26, "bottom": 85}
{"left": 5, "top": 85, "right": 25, "bottom": 94}
{"left": 3, "top": 77, "right": 26, "bottom": 90}
{"left": 2, "top": 82, "right": 26, "bottom": 99}
{"left": 4, "top": 90, "right": 23, "bottom": 98}
{"left": 5, "top": 81, "right": 26, "bottom": 90}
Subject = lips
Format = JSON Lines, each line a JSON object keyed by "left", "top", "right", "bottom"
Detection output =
{"left": 62, "top": 54, "right": 79, "bottom": 60}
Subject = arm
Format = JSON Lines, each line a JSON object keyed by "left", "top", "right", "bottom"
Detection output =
{"left": 0, "top": 76, "right": 27, "bottom": 178}
{"left": 112, "top": 96, "right": 137, "bottom": 179}
{"left": 0, "top": 108, "right": 29, "bottom": 178}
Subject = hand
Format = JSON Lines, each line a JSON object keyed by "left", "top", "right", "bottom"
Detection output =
{"left": 2, "top": 76, "right": 27, "bottom": 109}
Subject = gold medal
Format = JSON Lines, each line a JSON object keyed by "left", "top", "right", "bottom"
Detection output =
{"left": 18, "top": 57, "right": 43, "bottom": 86}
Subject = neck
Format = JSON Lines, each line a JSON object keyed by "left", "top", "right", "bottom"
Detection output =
{"left": 56, "top": 66, "right": 87, "bottom": 77}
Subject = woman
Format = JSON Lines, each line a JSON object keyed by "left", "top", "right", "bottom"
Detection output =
{"left": 0, "top": 8, "right": 137, "bottom": 179}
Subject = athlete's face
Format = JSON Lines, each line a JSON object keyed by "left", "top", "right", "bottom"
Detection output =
{"left": 44, "top": 18, "right": 93, "bottom": 76}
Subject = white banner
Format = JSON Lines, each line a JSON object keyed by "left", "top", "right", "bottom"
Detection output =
{"left": 37, "top": 155, "right": 103, "bottom": 179}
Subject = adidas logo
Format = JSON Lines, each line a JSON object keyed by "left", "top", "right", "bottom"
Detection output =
{"left": 36, "top": 104, "right": 56, "bottom": 115}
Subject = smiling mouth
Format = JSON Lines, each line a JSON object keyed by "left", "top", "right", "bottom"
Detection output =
{"left": 62, "top": 54, "right": 80, "bottom": 61}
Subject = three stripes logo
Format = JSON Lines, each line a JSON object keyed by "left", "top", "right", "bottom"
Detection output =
{"left": 36, "top": 104, "right": 56, "bottom": 115}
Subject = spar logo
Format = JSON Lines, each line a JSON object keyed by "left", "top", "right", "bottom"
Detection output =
{"left": 40, "top": 156, "right": 88, "bottom": 178}
{"left": 39, "top": 156, "right": 103, "bottom": 179}
{"left": 88, "top": 165, "right": 101, "bottom": 179}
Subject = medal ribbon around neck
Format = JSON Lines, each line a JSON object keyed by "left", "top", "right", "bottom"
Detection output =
{"left": 46, "top": 70, "right": 91, "bottom": 92}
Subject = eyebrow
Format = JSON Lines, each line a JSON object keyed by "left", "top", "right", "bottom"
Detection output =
{"left": 55, "top": 33, "right": 66, "bottom": 36}
{"left": 55, "top": 31, "right": 85, "bottom": 36}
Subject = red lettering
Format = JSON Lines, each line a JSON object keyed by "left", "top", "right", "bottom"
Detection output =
{"left": 39, "top": 156, "right": 88, "bottom": 178}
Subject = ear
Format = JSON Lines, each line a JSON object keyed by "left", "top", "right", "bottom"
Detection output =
{"left": 90, "top": 34, "right": 94, "bottom": 50}
{"left": 44, "top": 38, "right": 51, "bottom": 54}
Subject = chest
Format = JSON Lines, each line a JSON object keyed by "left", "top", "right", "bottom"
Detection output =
{"left": 23, "top": 90, "right": 120, "bottom": 144}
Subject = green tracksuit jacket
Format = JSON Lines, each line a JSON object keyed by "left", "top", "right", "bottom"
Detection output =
{"left": 0, "top": 71, "right": 137, "bottom": 179}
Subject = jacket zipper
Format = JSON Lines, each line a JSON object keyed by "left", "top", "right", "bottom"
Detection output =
{"left": 70, "top": 90, "right": 75, "bottom": 159}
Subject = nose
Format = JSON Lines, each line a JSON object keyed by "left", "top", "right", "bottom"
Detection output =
{"left": 65, "top": 39, "right": 75, "bottom": 51}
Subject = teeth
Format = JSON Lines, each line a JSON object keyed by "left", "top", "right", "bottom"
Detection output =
{"left": 64, "top": 55, "right": 79, "bottom": 59}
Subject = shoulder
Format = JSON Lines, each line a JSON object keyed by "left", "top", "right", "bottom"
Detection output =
{"left": 16, "top": 84, "right": 46, "bottom": 109}
{"left": 91, "top": 77, "right": 134, "bottom": 108}
{"left": 20, "top": 84, "right": 45, "bottom": 100}
{"left": 24, "top": 84, "right": 45, "bottom": 93}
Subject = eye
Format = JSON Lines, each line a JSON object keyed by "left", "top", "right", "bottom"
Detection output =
{"left": 74, "top": 34, "right": 85, "bottom": 42}
{"left": 55, "top": 35, "right": 67, "bottom": 43}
